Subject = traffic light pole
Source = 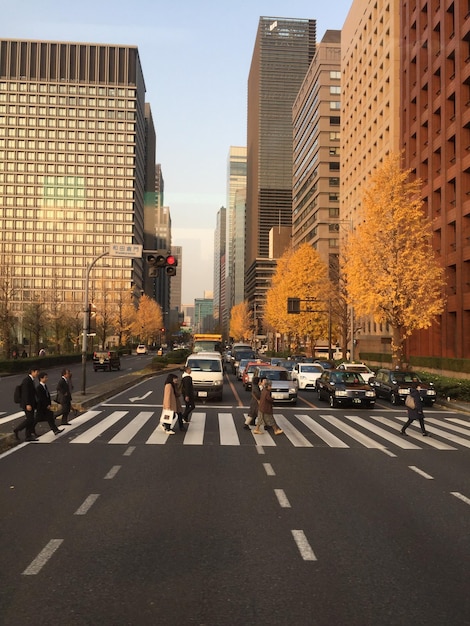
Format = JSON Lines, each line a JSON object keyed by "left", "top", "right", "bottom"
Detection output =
{"left": 81, "top": 251, "right": 108, "bottom": 395}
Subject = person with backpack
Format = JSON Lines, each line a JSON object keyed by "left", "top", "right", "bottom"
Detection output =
{"left": 13, "top": 366, "right": 40, "bottom": 442}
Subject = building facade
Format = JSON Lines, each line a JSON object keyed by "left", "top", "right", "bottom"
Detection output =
{"left": 401, "top": 0, "right": 470, "bottom": 360}
{"left": 0, "top": 39, "right": 154, "bottom": 343}
{"left": 213, "top": 206, "right": 226, "bottom": 330}
{"left": 292, "top": 30, "right": 342, "bottom": 271}
{"left": 245, "top": 16, "right": 316, "bottom": 319}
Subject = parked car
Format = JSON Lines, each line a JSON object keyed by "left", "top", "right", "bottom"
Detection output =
{"left": 371, "top": 369, "right": 437, "bottom": 406}
{"left": 315, "top": 369, "right": 376, "bottom": 408}
{"left": 242, "top": 360, "right": 270, "bottom": 390}
{"left": 292, "top": 363, "right": 324, "bottom": 390}
{"left": 336, "top": 362, "right": 375, "bottom": 383}
{"left": 136, "top": 344, "right": 148, "bottom": 355}
{"left": 93, "top": 350, "right": 121, "bottom": 372}
{"left": 253, "top": 365, "right": 298, "bottom": 405}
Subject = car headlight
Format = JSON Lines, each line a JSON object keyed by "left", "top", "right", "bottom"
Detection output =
{"left": 289, "top": 387, "right": 297, "bottom": 394}
{"left": 365, "top": 391, "right": 376, "bottom": 397}
{"left": 399, "top": 389, "right": 409, "bottom": 396}
{"left": 426, "top": 390, "right": 436, "bottom": 396}
{"left": 335, "top": 390, "right": 348, "bottom": 397}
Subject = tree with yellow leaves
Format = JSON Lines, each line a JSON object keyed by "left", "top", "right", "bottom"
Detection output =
{"left": 343, "top": 152, "right": 446, "bottom": 367}
{"left": 129, "top": 294, "right": 164, "bottom": 344}
{"left": 229, "top": 301, "right": 253, "bottom": 342}
{"left": 265, "top": 243, "right": 333, "bottom": 354}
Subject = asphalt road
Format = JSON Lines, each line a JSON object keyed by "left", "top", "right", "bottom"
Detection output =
{"left": 1, "top": 372, "right": 470, "bottom": 625}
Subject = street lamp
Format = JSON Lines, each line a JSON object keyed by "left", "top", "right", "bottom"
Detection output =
{"left": 81, "top": 251, "right": 108, "bottom": 394}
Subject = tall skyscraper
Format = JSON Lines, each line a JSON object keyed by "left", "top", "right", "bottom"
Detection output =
{"left": 245, "top": 17, "right": 316, "bottom": 315}
{"left": 224, "top": 146, "right": 246, "bottom": 332}
{"left": 213, "top": 206, "right": 226, "bottom": 330}
{"left": 292, "top": 30, "right": 341, "bottom": 273}
{"left": 0, "top": 39, "right": 155, "bottom": 340}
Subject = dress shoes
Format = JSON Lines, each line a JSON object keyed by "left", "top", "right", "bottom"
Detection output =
{"left": 61, "top": 422, "right": 72, "bottom": 426}
{"left": 54, "top": 428, "right": 64, "bottom": 435}
{"left": 400, "top": 429, "right": 408, "bottom": 436}
{"left": 25, "top": 435, "right": 39, "bottom": 442}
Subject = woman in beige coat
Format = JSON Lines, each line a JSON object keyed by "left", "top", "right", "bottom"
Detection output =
{"left": 161, "top": 373, "right": 178, "bottom": 434}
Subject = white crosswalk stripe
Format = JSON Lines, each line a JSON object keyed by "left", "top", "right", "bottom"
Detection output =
{"left": 28, "top": 408, "right": 470, "bottom": 450}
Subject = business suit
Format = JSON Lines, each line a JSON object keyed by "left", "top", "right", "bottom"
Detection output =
{"left": 14, "top": 371, "right": 39, "bottom": 441}
{"left": 36, "top": 379, "right": 61, "bottom": 434}
{"left": 56, "top": 372, "right": 72, "bottom": 425}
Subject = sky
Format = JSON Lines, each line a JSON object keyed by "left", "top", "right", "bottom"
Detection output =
{"left": 3, "top": 0, "right": 352, "bottom": 302}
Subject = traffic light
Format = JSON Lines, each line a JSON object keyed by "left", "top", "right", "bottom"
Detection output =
{"left": 147, "top": 253, "right": 166, "bottom": 277}
{"left": 165, "top": 254, "right": 178, "bottom": 276}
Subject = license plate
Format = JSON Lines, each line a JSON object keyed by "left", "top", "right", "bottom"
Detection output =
{"left": 353, "top": 398, "right": 362, "bottom": 404}
{"left": 198, "top": 391, "right": 208, "bottom": 397}
{"left": 272, "top": 392, "right": 287, "bottom": 400}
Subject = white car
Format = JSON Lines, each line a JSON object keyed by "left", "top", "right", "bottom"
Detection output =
{"left": 292, "top": 363, "right": 324, "bottom": 390}
{"left": 336, "top": 362, "right": 375, "bottom": 383}
{"left": 136, "top": 344, "right": 148, "bottom": 355}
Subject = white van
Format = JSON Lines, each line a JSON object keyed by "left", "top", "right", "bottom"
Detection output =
{"left": 185, "top": 352, "right": 224, "bottom": 401}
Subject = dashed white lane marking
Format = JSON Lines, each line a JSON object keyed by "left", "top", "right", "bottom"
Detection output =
{"left": 255, "top": 445, "right": 266, "bottom": 455}
{"left": 74, "top": 493, "right": 100, "bottom": 515}
{"left": 451, "top": 492, "right": 470, "bottom": 506}
{"left": 22, "top": 539, "right": 63, "bottom": 575}
{"left": 409, "top": 465, "right": 434, "bottom": 479}
{"left": 291, "top": 530, "right": 317, "bottom": 561}
{"left": 274, "top": 489, "right": 291, "bottom": 508}
{"left": 263, "top": 463, "right": 275, "bottom": 476}
{"left": 104, "top": 465, "right": 121, "bottom": 480}
{"left": 123, "top": 446, "right": 136, "bottom": 456}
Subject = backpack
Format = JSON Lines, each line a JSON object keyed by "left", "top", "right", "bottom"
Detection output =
{"left": 14, "top": 384, "right": 22, "bottom": 404}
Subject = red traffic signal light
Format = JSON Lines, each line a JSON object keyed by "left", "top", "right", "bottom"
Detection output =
{"left": 165, "top": 254, "right": 178, "bottom": 276}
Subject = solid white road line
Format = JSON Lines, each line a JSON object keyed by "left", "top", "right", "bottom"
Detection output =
{"left": 295, "top": 414, "right": 349, "bottom": 447}
{"left": 183, "top": 412, "right": 205, "bottom": 445}
{"left": 274, "top": 489, "right": 291, "bottom": 508}
{"left": 263, "top": 463, "right": 275, "bottom": 476}
{"left": 104, "top": 465, "right": 121, "bottom": 480}
{"left": 321, "top": 415, "right": 387, "bottom": 449}
{"left": 451, "top": 492, "right": 470, "bottom": 506}
{"left": 408, "top": 465, "right": 434, "bottom": 479}
{"left": 345, "top": 415, "right": 422, "bottom": 450}
{"left": 218, "top": 413, "right": 240, "bottom": 445}
{"left": 108, "top": 411, "right": 153, "bottom": 444}
{"left": 71, "top": 411, "right": 128, "bottom": 444}
{"left": 291, "top": 530, "right": 317, "bottom": 561}
{"left": 275, "top": 415, "right": 313, "bottom": 447}
{"left": 22, "top": 539, "right": 64, "bottom": 575}
{"left": 368, "top": 415, "right": 456, "bottom": 450}
{"left": 74, "top": 494, "right": 100, "bottom": 515}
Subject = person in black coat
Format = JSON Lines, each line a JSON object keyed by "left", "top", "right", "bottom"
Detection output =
{"left": 181, "top": 366, "right": 196, "bottom": 422}
{"left": 56, "top": 368, "right": 73, "bottom": 426}
{"left": 35, "top": 372, "right": 63, "bottom": 436}
{"left": 13, "top": 366, "right": 40, "bottom": 442}
{"left": 401, "top": 382, "right": 429, "bottom": 436}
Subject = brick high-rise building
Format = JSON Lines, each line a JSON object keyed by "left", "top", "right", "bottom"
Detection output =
{"left": 401, "top": 1, "right": 470, "bottom": 360}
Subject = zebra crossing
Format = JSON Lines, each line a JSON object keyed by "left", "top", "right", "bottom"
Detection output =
{"left": 34, "top": 407, "right": 470, "bottom": 450}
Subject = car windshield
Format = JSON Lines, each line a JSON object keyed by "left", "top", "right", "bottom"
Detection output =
{"left": 187, "top": 359, "right": 222, "bottom": 372}
{"left": 301, "top": 365, "right": 323, "bottom": 373}
{"left": 391, "top": 372, "right": 421, "bottom": 384}
{"left": 260, "top": 370, "right": 289, "bottom": 381}
{"left": 333, "top": 372, "right": 365, "bottom": 384}
{"left": 346, "top": 365, "right": 369, "bottom": 373}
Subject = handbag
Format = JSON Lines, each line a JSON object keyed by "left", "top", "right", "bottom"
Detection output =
{"left": 405, "top": 394, "right": 415, "bottom": 409}
{"left": 160, "top": 409, "right": 175, "bottom": 425}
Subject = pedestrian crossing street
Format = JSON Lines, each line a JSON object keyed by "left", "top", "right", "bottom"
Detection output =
{"left": 35, "top": 407, "right": 470, "bottom": 451}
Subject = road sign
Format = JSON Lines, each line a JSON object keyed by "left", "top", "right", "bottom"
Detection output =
{"left": 108, "top": 244, "right": 143, "bottom": 258}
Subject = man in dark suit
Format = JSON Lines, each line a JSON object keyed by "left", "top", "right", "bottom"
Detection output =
{"left": 13, "top": 366, "right": 39, "bottom": 442}
{"left": 35, "top": 372, "right": 63, "bottom": 436}
{"left": 56, "top": 368, "right": 73, "bottom": 426}
{"left": 181, "top": 366, "right": 196, "bottom": 423}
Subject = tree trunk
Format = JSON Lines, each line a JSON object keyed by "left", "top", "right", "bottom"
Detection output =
{"left": 391, "top": 325, "right": 404, "bottom": 368}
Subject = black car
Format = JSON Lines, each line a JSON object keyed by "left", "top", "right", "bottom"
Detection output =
{"left": 315, "top": 370, "right": 376, "bottom": 408}
{"left": 371, "top": 369, "right": 437, "bottom": 406}
{"left": 93, "top": 350, "right": 121, "bottom": 372}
